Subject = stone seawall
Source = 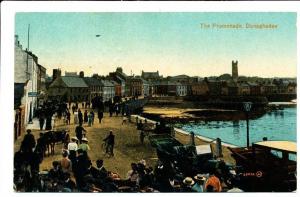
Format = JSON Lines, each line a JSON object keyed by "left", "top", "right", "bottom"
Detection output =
{"left": 130, "top": 114, "right": 238, "bottom": 148}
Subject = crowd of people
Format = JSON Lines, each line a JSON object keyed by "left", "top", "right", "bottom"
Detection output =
{"left": 16, "top": 128, "right": 239, "bottom": 192}
{"left": 14, "top": 100, "right": 243, "bottom": 192}
{"left": 15, "top": 142, "right": 239, "bottom": 193}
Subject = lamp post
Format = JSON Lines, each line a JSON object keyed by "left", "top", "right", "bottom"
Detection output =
{"left": 243, "top": 102, "right": 252, "bottom": 148}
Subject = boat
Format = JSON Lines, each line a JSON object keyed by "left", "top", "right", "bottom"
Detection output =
{"left": 228, "top": 141, "right": 297, "bottom": 192}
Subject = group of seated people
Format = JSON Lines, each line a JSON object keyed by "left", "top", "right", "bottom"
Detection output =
{"left": 14, "top": 146, "right": 242, "bottom": 192}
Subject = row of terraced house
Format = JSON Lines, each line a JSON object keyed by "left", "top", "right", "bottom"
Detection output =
{"left": 47, "top": 66, "right": 297, "bottom": 104}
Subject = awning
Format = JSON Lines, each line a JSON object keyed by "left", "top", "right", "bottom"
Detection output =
{"left": 254, "top": 141, "right": 297, "bottom": 154}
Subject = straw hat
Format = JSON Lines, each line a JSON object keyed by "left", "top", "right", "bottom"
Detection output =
{"left": 183, "top": 177, "right": 195, "bottom": 186}
{"left": 71, "top": 136, "right": 78, "bottom": 141}
{"left": 82, "top": 138, "right": 88, "bottom": 142}
{"left": 39, "top": 171, "right": 49, "bottom": 175}
{"left": 194, "top": 174, "right": 206, "bottom": 182}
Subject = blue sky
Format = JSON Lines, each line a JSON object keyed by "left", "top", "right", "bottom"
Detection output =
{"left": 15, "top": 12, "right": 297, "bottom": 77}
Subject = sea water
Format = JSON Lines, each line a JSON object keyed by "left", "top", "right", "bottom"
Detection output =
{"left": 179, "top": 107, "right": 296, "bottom": 147}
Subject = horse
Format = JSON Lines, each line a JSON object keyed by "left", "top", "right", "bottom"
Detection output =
{"left": 43, "top": 130, "right": 68, "bottom": 156}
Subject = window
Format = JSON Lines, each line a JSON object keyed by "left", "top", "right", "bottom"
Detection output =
{"left": 289, "top": 153, "right": 297, "bottom": 161}
{"left": 271, "top": 150, "right": 282, "bottom": 158}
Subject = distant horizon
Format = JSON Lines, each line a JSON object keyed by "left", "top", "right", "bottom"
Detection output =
{"left": 15, "top": 12, "right": 297, "bottom": 78}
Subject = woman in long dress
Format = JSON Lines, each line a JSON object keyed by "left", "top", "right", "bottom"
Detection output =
{"left": 74, "top": 110, "right": 79, "bottom": 124}
{"left": 88, "top": 113, "right": 92, "bottom": 127}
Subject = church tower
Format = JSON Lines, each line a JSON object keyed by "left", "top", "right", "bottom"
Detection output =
{"left": 232, "top": 60, "right": 238, "bottom": 82}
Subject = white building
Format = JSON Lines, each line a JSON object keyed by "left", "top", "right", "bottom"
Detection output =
{"left": 142, "top": 79, "right": 150, "bottom": 97}
{"left": 176, "top": 83, "right": 187, "bottom": 96}
{"left": 15, "top": 35, "right": 39, "bottom": 125}
{"left": 101, "top": 80, "right": 115, "bottom": 102}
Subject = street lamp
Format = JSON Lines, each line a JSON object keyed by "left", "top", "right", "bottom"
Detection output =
{"left": 243, "top": 102, "right": 252, "bottom": 148}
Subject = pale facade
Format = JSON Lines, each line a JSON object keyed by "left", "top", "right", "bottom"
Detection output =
{"left": 176, "top": 83, "right": 187, "bottom": 96}
{"left": 101, "top": 80, "right": 115, "bottom": 102}
{"left": 15, "top": 35, "right": 39, "bottom": 125}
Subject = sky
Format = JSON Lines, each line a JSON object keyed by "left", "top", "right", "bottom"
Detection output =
{"left": 15, "top": 12, "right": 297, "bottom": 78}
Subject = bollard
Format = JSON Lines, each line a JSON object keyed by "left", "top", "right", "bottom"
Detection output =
{"left": 263, "top": 137, "right": 268, "bottom": 141}
{"left": 215, "top": 138, "right": 222, "bottom": 158}
{"left": 171, "top": 127, "right": 175, "bottom": 137}
{"left": 190, "top": 132, "right": 195, "bottom": 146}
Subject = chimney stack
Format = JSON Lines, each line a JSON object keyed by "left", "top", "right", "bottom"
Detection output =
{"left": 52, "top": 68, "right": 61, "bottom": 82}
{"left": 79, "top": 71, "right": 84, "bottom": 78}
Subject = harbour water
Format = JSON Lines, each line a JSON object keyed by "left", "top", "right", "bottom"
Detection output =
{"left": 178, "top": 106, "right": 296, "bottom": 147}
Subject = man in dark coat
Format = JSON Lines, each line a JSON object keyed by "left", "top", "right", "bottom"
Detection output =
{"left": 74, "top": 149, "right": 90, "bottom": 190}
{"left": 66, "top": 111, "right": 71, "bottom": 125}
{"left": 75, "top": 124, "right": 86, "bottom": 144}
{"left": 30, "top": 150, "right": 42, "bottom": 173}
{"left": 21, "top": 129, "right": 36, "bottom": 153}
{"left": 98, "top": 110, "right": 103, "bottom": 123}
{"left": 84, "top": 110, "right": 88, "bottom": 124}
{"left": 35, "top": 133, "right": 46, "bottom": 159}
{"left": 39, "top": 112, "right": 45, "bottom": 131}
{"left": 78, "top": 109, "right": 83, "bottom": 125}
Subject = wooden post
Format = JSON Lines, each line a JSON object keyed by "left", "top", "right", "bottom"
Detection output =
{"left": 216, "top": 138, "right": 222, "bottom": 157}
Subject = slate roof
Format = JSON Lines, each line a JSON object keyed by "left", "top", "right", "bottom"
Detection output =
{"left": 101, "top": 80, "right": 114, "bottom": 87}
{"left": 83, "top": 77, "right": 102, "bottom": 87}
{"left": 115, "top": 71, "right": 127, "bottom": 79}
{"left": 61, "top": 76, "right": 88, "bottom": 88}
{"left": 115, "top": 76, "right": 125, "bottom": 83}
